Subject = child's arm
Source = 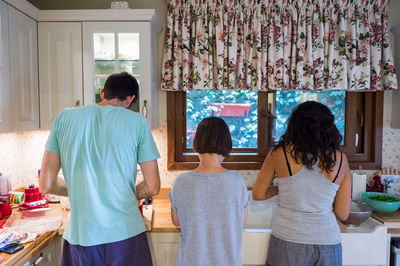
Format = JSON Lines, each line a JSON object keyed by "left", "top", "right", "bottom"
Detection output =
{"left": 243, "top": 207, "right": 248, "bottom": 228}
{"left": 171, "top": 207, "right": 180, "bottom": 226}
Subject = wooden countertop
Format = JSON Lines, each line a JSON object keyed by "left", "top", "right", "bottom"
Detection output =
{"left": 150, "top": 188, "right": 349, "bottom": 233}
{"left": 0, "top": 189, "right": 168, "bottom": 264}
{"left": 0, "top": 187, "right": 354, "bottom": 263}
{"left": 0, "top": 204, "right": 67, "bottom": 265}
{"left": 372, "top": 211, "right": 400, "bottom": 233}
{"left": 151, "top": 188, "right": 180, "bottom": 232}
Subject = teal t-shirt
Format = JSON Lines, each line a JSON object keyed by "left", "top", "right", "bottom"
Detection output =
{"left": 45, "top": 104, "right": 160, "bottom": 246}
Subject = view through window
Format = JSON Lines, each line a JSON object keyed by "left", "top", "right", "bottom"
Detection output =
{"left": 273, "top": 91, "right": 346, "bottom": 143}
{"left": 186, "top": 90, "right": 346, "bottom": 148}
{"left": 186, "top": 90, "right": 258, "bottom": 148}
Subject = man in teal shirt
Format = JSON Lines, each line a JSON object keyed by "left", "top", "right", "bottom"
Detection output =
{"left": 39, "top": 72, "right": 160, "bottom": 266}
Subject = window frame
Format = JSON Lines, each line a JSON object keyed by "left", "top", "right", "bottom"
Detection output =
{"left": 167, "top": 91, "right": 383, "bottom": 171}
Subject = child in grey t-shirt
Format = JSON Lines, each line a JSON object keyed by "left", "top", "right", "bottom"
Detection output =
{"left": 169, "top": 117, "right": 250, "bottom": 266}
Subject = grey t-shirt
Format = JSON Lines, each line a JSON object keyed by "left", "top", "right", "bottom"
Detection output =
{"left": 169, "top": 171, "right": 250, "bottom": 266}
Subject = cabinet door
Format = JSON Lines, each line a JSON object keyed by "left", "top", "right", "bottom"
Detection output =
{"left": 82, "top": 22, "right": 158, "bottom": 128}
{"left": 22, "top": 235, "right": 62, "bottom": 266}
{"left": 39, "top": 22, "right": 83, "bottom": 129}
{"left": 8, "top": 6, "right": 39, "bottom": 131}
{"left": 0, "top": 1, "right": 12, "bottom": 132}
{"left": 147, "top": 232, "right": 180, "bottom": 266}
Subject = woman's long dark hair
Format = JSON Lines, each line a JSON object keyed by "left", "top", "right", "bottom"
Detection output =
{"left": 275, "top": 101, "right": 342, "bottom": 172}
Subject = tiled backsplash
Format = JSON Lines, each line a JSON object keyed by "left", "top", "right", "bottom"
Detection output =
{"left": 0, "top": 120, "right": 399, "bottom": 189}
{"left": 0, "top": 130, "right": 50, "bottom": 188}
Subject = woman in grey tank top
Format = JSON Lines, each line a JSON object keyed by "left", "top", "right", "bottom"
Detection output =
{"left": 253, "top": 101, "right": 351, "bottom": 266}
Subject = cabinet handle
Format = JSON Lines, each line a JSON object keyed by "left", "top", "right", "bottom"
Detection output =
{"left": 141, "top": 100, "right": 148, "bottom": 118}
{"left": 74, "top": 100, "right": 81, "bottom": 107}
{"left": 34, "top": 253, "right": 44, "bottom": 265}
{"left": 355, "top": 133, "right": 359, "bottom": 147}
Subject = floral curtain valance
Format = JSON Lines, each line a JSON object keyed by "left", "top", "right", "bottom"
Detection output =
{"left": 161, "top": 0, "right": 398, "bottom": 91}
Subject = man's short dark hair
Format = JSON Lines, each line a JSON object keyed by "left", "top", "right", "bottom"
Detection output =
{"left": 193, "top": 117, "right": 232, "bottom": 156}
{"left": 103, "top": 72, "right": 139, "bottom": 102}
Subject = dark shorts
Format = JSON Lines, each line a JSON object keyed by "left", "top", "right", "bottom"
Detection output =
{"left": 266, "top": 235, "right": 342, "bottom": 266}
{"left": 61, "top": 232, "right": 153, "bottom": 266}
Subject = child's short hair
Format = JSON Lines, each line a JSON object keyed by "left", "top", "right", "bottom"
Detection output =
{"left": 193, "top": 117, "right": 232, "bottom": 156}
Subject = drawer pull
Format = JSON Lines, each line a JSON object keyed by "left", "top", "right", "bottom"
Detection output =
{"left": 34, "top": 254, "right": 44, "bottom": 265}
{"left": 74, "top": 100, "right": 80, "bottom": 107}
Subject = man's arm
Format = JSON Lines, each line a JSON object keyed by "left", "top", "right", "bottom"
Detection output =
{"left": 136, "top": 160, "right": 160, "bottom": 200}
{"left": 39, "top": 150, "right": 68, "bottom": 196}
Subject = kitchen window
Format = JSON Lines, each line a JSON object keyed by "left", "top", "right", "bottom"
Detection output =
{"left": 167, "top": 91, "right": 383, "bottom": 170}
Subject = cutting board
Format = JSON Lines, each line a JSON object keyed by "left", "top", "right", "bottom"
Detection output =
{"left": 371, "top": 211, "right": 400, "bottom": 228}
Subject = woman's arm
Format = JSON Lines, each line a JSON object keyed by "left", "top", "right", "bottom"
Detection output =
{"left": 333, "top": 153, "right": 351, "bottom": 221}
{"left": 252, "top": 150, "right": 278, "bottom": 200}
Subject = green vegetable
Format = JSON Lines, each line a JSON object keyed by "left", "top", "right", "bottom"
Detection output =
{"left": 370, "top": 195, "right": 400, "bottom": 202}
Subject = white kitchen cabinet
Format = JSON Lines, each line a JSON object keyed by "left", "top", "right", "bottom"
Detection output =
{"left": 23, "top": 235, "right": 62, "bottom": 266}
{"left": 0, "top": 6, "right": 160, "bottom": 132}
{"left": 38, "top": 22, "right": 83, "bottom": 129}
{"left": 83, "top": 22, "right": 159, "bottom": 129}
{"left": 0, "top": 0, "right": 12, "bottom": 133}
{"left": 147, "top": 232, "right": 180, "bottom": 266}
{"left": 8, "top": 5, "right": 39, "bottom": 131}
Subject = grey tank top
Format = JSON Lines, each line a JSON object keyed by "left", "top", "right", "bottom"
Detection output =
{"left": 272, "top": 160, "right": 341, "bottom": 245}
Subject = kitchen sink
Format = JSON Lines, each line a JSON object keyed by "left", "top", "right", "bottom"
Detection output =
{"left": 244, "top": 196, "right": 278, "bottom": 233}
{"left": 241, "top": 194, "right": 388, "bottom": 266}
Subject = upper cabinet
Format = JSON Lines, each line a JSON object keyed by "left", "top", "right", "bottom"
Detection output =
{"left": 82, "top": 22, "right": 159, "bottom": 129}
{"left": 0, "top": 4, "right": 161, "bottom": 132}
{"left": 0, "top": 1, "right": 12, "bottom": 133}
{"left": 8, "top": 6, "right": 39, "bottom": 131}
{"left": 38, "top": 22, "right": 83, "bottom": 129}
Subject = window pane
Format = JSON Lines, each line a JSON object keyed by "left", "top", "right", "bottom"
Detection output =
{"left": 94, "top": 77, "right": 107, "bottom": 103}
{"left": 186, "top": 90, "right": 258, "bottom": 149}
{"left": 118, "top": 33, "right": 139, "bottom": 60}
{"left": 94, "top": 33, "right": 116, "bottom": 75}
{"left": 94, "top": 33, "right": 115, "bottom": 60}
{"left": 273, "top": 91, "right": 346, "bottom": 143}
{"left": 119, "top": 60, "right": 140, "bottom": 75}
{"left": 95, "top": 60, "right": 116, "bottom": 75}
{"left": 118, "top": 33, "right": 140, "bottom": 76}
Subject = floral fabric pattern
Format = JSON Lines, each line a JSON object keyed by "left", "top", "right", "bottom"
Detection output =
{"left": 161, "top": 0, "right": 398, "bottom": 91}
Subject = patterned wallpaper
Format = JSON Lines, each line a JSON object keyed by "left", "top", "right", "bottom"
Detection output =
{"left": 0, "top": 110, "right": 399, "bottom": 189}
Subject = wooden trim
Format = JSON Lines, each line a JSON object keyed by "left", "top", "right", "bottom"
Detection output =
{"left": 167, "top": 92, "right": 178, "bottom": 170}
{"left": 258, "top": 91, "right": 269, "bottom": 156}
{"left": 168, "top": 91, "right": 383, "bottom": 171}
{"left": 167, "top": 91, "right": 269, "bottom": 170}
{"left": 341, "top": 92, "right": 358, "bottom": 155}
{"left": 169, "top": 161, "right": 264, "bottom": 171}
{"left": 346, "top": 92, "right": 383, "bottom": 169}
{"left": 372, "top": 92, "right": 383, "bottom": 168}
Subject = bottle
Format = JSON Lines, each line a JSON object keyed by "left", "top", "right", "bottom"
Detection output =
{"left": 0, "top": 171, "right": 12, "bottom": 203}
